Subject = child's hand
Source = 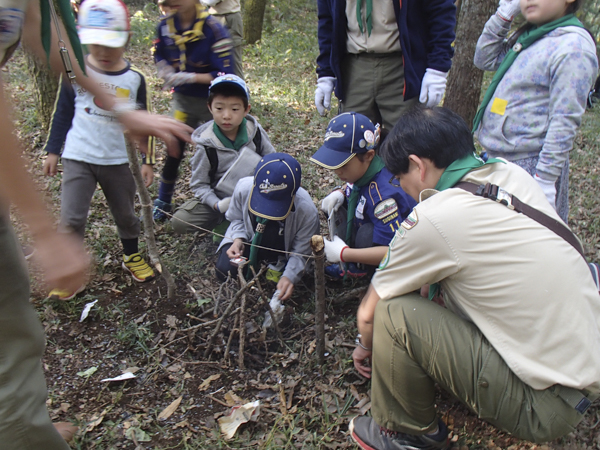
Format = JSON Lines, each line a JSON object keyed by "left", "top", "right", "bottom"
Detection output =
{"left": 276, "top": 276, "right": 294, "bottom": 301}
{"left": 43, "top": 154, "right": 59, "bottom": 176}
{"left": 141, "top": 164, "right": 154, "bottom": 188}
{"left": 226, "top": 238, "right": 245, "bottom": 259}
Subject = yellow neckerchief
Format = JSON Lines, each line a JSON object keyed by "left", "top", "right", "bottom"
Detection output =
{"left": 166, "top": 4, "right": 209, "bottom": 71}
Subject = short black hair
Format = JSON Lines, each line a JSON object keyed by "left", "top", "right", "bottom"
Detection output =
{"left": 208, "top": 83, "right": 249, "bottom": 109}
{"left": 379, "top": 107, "right": 475, "bottom": 175}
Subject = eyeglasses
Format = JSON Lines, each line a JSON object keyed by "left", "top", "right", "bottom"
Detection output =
{"left": 389, "top": 175, "right": 402, "bottom": 188}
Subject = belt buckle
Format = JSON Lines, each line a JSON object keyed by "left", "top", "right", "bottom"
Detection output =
{"left": 495, "top": 187, "right": 515, "bottom": 210}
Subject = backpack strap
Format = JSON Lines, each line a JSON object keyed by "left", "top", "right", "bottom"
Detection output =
{"left": 205, "top": 147, "right": 218, "bottom": 186}
{"left": 252, "top": 126, "right": 262, "bottom": 153}
{"left": 454, "top": 181, "right": 586, "bottom": 259}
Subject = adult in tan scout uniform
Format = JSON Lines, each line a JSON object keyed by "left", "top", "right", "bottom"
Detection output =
{"left": 347, "top": 107, "right": 600, "bottom": 450}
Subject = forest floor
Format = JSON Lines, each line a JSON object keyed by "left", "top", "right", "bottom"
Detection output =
{"left": 3, "top": 0, "right": 600, "bottom": 448}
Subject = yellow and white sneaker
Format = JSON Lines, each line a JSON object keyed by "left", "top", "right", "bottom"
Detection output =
{"left": 47, "top": 285, "right": 86, "bottom": 301}
{"left": 122, "top": 253, "right": 155, "bottom": 282}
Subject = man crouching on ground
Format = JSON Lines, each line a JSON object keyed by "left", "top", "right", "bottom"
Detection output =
{"left": 349, "top": 106, "right": 600, "bottom": 450}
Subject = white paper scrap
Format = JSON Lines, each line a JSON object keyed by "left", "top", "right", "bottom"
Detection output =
{"left": 79, "top": 300, "right": 98, "bottom": 322}
{"left": 100, "top": 372, "right": 137, "bottom": 383}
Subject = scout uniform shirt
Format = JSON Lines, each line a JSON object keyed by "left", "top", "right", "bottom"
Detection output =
{"left": 345, "top": 166, "right": 416, "bottom": 246}
{"left": 373, "top": 161, "right": 600, "bottom": 393}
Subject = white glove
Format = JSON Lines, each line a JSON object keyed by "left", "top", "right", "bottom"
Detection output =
{"left": 324, "top": 236, "right": 349, "bottom": 263}
{"left": 497, "top": 0, "right": 521, "bottom": 22}
{"left": 315, "top": 76, "right": 336, "bottom": 116}
{"left": 216, "top": 197, "right": 232, "bottom": 213}
{"left": 320, "top": 190, "right": 345, "bottom": 216}
{"left": 200, "top": 0, "right": 220, "bottom": 6}
{"left": 534, "top": 175, "right": 557, "bottom": 210}
{"left": 164, "top": 72, "right": 197, "bottom": 88}
{"left": 156, "top": 60, "right": 175, "bottom": 81}
{"left": 419, "top": 69, "right": 448, "bottom": 108}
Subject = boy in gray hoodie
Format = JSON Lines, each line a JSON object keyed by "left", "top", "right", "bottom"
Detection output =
{"left": 171, "top": 74, "right": 275, "bottom": 234}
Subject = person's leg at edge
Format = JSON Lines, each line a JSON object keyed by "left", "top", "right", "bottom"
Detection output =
{"left": 171, "top": 198, "right": 224, "bottom": 235}
{"left": 59, "top": 158, "right": 98, "bottom": 239}
{"left": 0, "top": 216, "right": 71, "bottom": 450}
{"left": 364, "top": 293, "right": 586, "bottom": 444}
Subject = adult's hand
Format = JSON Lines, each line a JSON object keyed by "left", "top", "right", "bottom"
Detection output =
{"left": 315, "top": 76, "right": 336, "bottom": 116}
{"left": 352, "top": 346, "right": 372, "bottom": 378}
{"left": 120, "top": 110, "right": 193, "bottom": 158}
{"left": 419, "top": 69, "right": 448, "bottom": 108}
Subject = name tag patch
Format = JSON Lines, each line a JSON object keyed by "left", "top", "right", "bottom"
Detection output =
{"left": 355, "top": 196, "right": 366, "bottom": 220}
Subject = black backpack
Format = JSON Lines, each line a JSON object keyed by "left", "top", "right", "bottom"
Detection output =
{"left": 205, "top": 129, "right": 263, "bottom": 186}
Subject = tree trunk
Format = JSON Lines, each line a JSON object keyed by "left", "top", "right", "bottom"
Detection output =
{"left": 26, "top": 51, "right": 59, "bottom": 131}
{"left": 243, "top": 0, "right": 267, "bottom": 44}
{"left": 444, "top": 0, "right": 497, "bottom": 128}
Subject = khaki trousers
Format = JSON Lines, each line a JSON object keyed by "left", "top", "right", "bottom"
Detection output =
{"left": 171, "top": 198, "right": 224, "bottom": 235}
{"left": 212, "top": 11, "right": 244, "bottom": 80}
{"left": 0, "top": 216, "right": 69, "bottom": 449}
{"left": 340, "top": 52, "right": 418, "bottom": 131}
{"left": 371, "top": 293, "right": 592, "bottom": 443}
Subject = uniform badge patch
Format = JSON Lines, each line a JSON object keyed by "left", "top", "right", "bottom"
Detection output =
{"left": 374, "top": 198, "right": 398, "bottom": 220}
{"left": 401, "top": 210, "right": 418, "bottom": 230}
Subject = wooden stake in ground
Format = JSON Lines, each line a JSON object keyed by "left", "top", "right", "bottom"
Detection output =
{"left": 125, "top": 141, "right": 176, "bottom": 300}
{"left": 311, "top": 235, "right": 325, "bottom": 364}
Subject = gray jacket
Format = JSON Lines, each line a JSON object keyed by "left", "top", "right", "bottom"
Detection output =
{"left": 218, "top": 177, "right": 320, "bottom": 285}
{"left": 189, "top": 115, "right": 275, "bottom": 208}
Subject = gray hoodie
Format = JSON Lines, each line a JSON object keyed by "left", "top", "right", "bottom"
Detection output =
{"left": 474, "top": 14, "right": 597, "bottom": 181}
{"left": 189, "top": 115, "right": 275, "bottom": 208}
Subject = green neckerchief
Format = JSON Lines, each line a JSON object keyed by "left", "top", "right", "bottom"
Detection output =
{"left": 472, "top": 14, "right": 583, "bottom": 133}
{"left": 356, "top": 0, "right": 373, "bottom": 36}
{"left": 213, "top": 118, "right": 248, "bottom": 151}
{"left": 346, "top": 155, "right": 385, "bottom": 246}
{"left": 247, "top": 216, "right": 268, "bottom": 278}
{"left": 40, "top": 0, "right": 86, "bottom": 73}
{"left": 428, "top": 152, "right": 504, "bottom": 300}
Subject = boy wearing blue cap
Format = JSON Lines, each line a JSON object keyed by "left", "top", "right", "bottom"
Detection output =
{"left": 171, "top": 74, "right": 275, "bottom": 234}
{"left": 310, "top": 112, "right": 416, "bottom": 278}
{"left": 216, "top": 153, "right": 319, "bottom": 301}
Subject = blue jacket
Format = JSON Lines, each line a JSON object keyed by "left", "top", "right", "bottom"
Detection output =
{"left": 316, "top": 0, "right": 456, "bottom": 101}
{"left": 345, "top": 167, "right": 417, "bottom": 246}
{"left": 154, "top": 8, "right": 234, "bottom": 98}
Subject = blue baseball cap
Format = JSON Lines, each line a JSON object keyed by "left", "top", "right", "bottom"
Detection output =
{"left": 209, "top": 74, "right": 250, "bottom": 101}
{"left": 310, "top": 112, "right": 379, "bottom": 170}
{"left": 248, "top": 153, "right": 302, "bottom": 221}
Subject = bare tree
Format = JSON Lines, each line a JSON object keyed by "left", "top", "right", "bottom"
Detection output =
{"left": 243, "top": 0, "right": 267, "bottom": 44}
{"left": 444, "top": 0, "right": 497, "bottom": 128}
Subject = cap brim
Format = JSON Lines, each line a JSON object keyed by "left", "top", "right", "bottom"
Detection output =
{"left": 310, "top": 144, "right": 356, "bottom": 170}
{"left": 248, "top": 189, "right": 295, "bottom": 221}
{"left": 78, "top": 28, "right": 129, "bottom": 48}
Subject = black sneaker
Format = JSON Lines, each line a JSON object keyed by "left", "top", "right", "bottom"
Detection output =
{"left": 349, "top": 416, "right": 449, "bottom": 450}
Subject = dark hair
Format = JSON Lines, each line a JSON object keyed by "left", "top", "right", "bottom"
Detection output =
{"left": 507, "top": 0, "right": 583, "bottom": 47}
{"left": 379, "top": 107, "right": 475, "bottom": 175}
{"left": 208, "top": 84, "right": 249, "bottom": 109}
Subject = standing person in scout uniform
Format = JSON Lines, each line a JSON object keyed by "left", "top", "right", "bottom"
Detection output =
{"left": 200, "top": 0, "right": 243, "bottom": 79}
{"left": 310, "top": 112, "right": 416, "bottom": 279}
{"left": 349, "top": 107, "right": 600, "bottom": 450}
{"left": 473, "top": 0, "right": 597, "bottom": 223}
{"left": 153, "top": 0, "right": 234, "bottom": 221}
{"left": 216, "top": 153, "right": 319, "bottom": 301}
{"left": 314, "top": 0, "right": 456, "bottom": 130}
